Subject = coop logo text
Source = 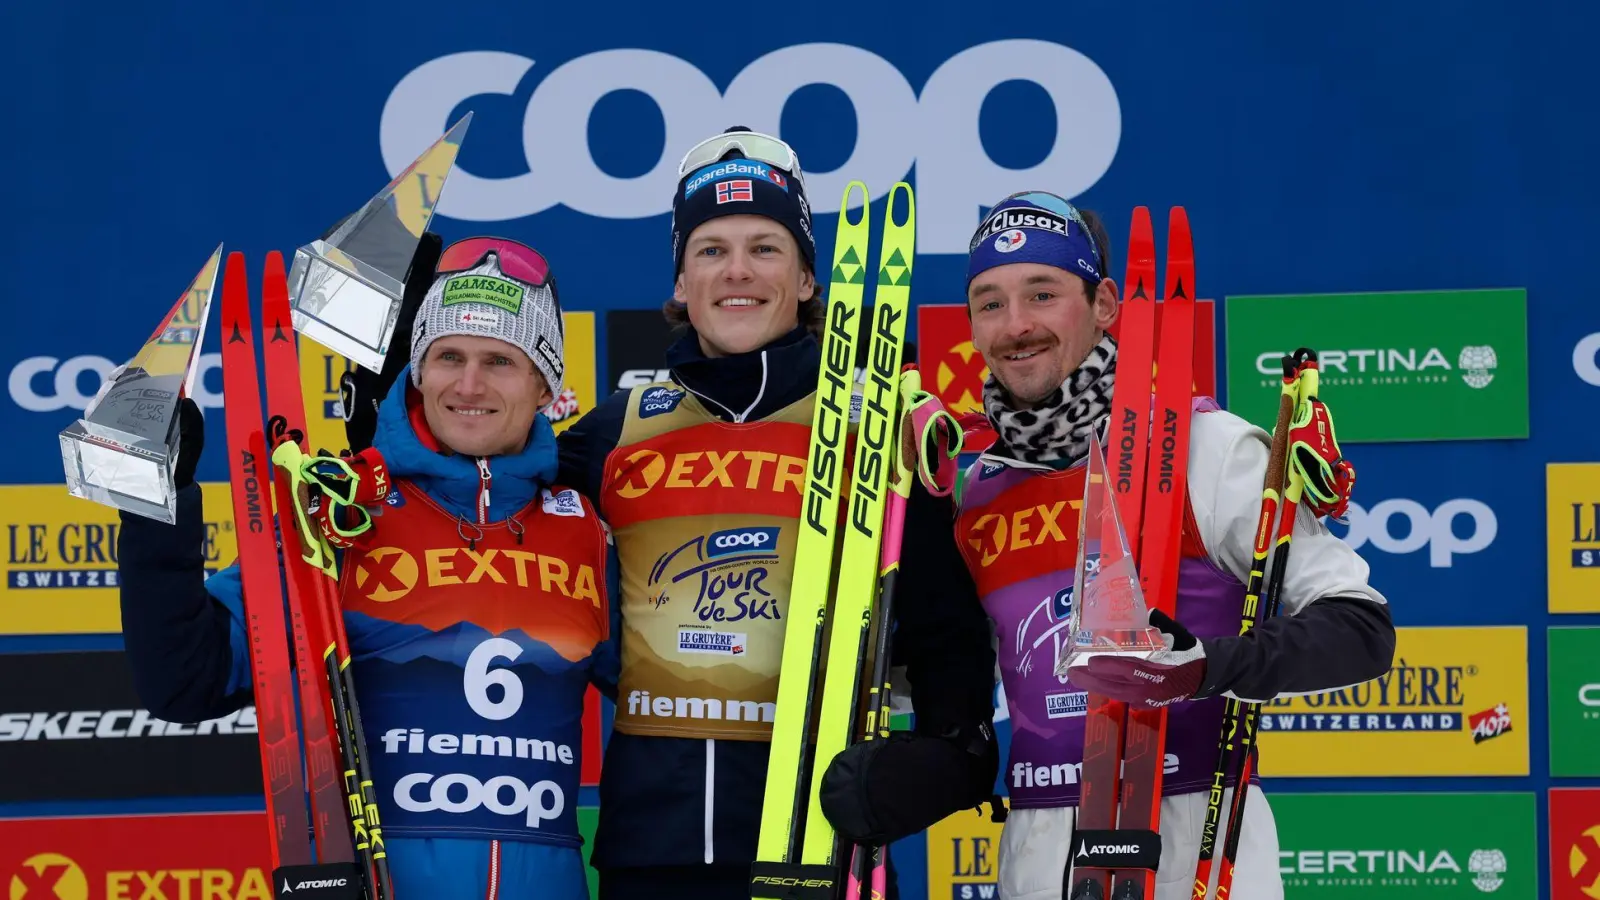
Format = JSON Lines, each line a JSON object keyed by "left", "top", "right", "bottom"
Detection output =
{"left": 379, "top": 41, "right": 1122, "bottom": 255}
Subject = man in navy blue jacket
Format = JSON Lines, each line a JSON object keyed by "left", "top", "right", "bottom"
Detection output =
{"left": 117, "top": 236, "right": 619, "bottom": 899}
{"left": 554, "top": 128, "right": 1002, "bottom": 900}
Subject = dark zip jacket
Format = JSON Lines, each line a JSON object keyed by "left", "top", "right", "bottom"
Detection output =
{"left": 555, "top": 324, "right": 998, "bottom": 871}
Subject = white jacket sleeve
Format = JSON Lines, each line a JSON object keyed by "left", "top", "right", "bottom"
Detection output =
{"left": 1181, "top": 407, "right": 1395, "bottom": 703}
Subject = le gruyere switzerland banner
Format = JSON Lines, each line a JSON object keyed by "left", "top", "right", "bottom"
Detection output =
{"left": 1255, "top": 626, "right": 1528, "bottom": 778}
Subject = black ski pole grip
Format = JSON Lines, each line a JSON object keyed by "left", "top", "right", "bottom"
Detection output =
{"left": 272, "top": 863, "right": 366, "bottom": 899}
{"left": 749, "top": 861, "right": 840, "bottom": 900}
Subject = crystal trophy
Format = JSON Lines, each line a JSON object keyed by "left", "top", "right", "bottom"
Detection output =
{"left": 287, "top": 113, "right": 472, "bottom": 372}
{"left": 1057, "top": 430, "right": 1166, "bottom": 676}
{"left": 59, "top": 245, "right": 223, "bottom": 524}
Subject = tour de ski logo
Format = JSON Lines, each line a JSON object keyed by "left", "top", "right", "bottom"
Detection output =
{"left": 647, "top": 526, "right": 781, "bottom": 626}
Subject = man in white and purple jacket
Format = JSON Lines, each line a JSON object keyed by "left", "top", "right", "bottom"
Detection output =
{"left": 824, "top": 190, "right": 1396, "bottom": 900}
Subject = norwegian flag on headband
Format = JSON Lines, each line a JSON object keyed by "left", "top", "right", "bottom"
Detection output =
{"left": 715, "top": 179, "right": 754, "bottom": 204}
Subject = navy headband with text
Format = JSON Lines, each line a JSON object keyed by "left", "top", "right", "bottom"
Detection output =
{"left": 966, "top": 191, "right": 1103, "bottom": 286}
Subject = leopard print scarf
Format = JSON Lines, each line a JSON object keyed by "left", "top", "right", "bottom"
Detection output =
{"left": 983, "top": 333, "right": 1118, "bottom": 469}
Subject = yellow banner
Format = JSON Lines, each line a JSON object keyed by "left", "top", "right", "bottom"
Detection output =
{"left": 926, "top": 801, "right": 1005, "bottom": 900}
{"left": 1256, "top": 626, "right": 1528, "bottom": 777}
{"left": 1548, "top": 463, "right": 1600, "bottom": 613}
{"left": 550, "top": 312, "right": 596, "bottom": 437}
{"left": 2, "top": 483, "right": 238, "bottom": 635}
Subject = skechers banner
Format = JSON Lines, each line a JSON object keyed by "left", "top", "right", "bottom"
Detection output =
{"left": 2, "top": 483, "right": 238, "bottom": 635}
{"left": 1548, "top": 627, "right": 1600, "bottom": 778}
{"left": 0, "top": 811, "right": 271, "bottom": 900}
{"left": 0, "top": 650, "right": 261, "bottom": 802}
{"left": 1550, "top": 787, "right": 1600, "bottom": 900}
{"left": 1223, "top": 289, "right": 1529, "bottom": 442}
{"left": 1255, "top": 626, "right": 1528, "bottom": 777}
{"left": 1272, "top": 792, "right": 1536, "bottom": 897}
{"left": 1548, "top": 463, "right": 1600, "bottom": 613}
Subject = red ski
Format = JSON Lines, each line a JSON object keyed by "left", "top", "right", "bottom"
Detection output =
{"left": 260, "top": 252, "right": 394, "bottom": 900}
{"left": 219, "top": 252, "right": 313, "bottom": 870}
{"left": 1068, "top": 208, "right": 1197, "bottom": 900}
{"left": 219, "top": 251, "right": 377, "bottom": 899}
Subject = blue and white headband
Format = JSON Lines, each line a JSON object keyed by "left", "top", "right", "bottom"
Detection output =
{"left": 966, "top": 191, "right": 1103, "bottom": 286}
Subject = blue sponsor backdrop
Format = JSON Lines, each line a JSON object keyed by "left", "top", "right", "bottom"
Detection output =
{"left": 4, "top": 1, "right": 1599, "bottom": 896}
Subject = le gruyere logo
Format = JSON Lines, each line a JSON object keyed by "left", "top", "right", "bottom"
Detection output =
{"left": 1257, "top": 626, "right": 1528, "bottom": 777}
{"left": 1549, "top": 463, "right": 1600, "bottom": 613}
{"left": 3, "top": 485, "right": 237, "bottom": 635}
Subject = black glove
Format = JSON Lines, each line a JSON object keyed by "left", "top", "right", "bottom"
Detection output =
{"left": 341, "top": 231, "right": 443, "bottom": 453}
{"left": 174, "top": 397, "right": 204, "bottom": 489}
{"left": 819, "top": 726, "right": 999, "bottom": 846}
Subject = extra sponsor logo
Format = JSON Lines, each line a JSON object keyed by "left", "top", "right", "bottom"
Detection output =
{"left": 1550, "top": 787, "right": 1600, "bottom": 899}
{"left": 351, "top": 545, "right": 600, "bottom": 607}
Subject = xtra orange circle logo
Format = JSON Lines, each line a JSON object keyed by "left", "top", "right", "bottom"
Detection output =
{"left": 10, "top": 854, "right": 87, "bottom": 900}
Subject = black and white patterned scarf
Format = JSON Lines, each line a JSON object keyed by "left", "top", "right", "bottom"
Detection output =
{"left": 983, "top": 334, "right": 1118, "bottom": 469}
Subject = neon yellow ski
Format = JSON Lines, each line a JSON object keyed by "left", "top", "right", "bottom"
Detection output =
{"left": 802, "top": 183, "right": 915, "bottom": 865}
{"left": 753, "top": 181, "right": 873, "bottom": 899}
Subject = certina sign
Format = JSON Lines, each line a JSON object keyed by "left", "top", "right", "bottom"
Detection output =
{"left": 379, "top": 41, "right": 1122, "bottom": 254}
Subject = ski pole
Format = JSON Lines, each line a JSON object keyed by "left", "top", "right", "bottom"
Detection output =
{"left": 1214, "top": 349, "right": 1354, "bottom": 898}
{"left": 842, "top": 367, "right": 963, "bottom": 900}
{"left": 273, "top": 430, "right": 396, "bottom": 900}
{"left": 1190, "top": 353, "right": 1300, "bottom": 897}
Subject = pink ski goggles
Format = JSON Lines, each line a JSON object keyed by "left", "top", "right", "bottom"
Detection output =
{"left": 437, "top": 237, "right": 552, "bottom": 286}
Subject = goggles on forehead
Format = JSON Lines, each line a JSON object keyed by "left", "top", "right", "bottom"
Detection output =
{"left": 677, "top": 130, "right": 804, "bottom": 184}
{"left": 437, "top": 237, "right": 553, "bottom": 287}
{"left": 1005, "top": 190, "right": 1103, "bottom": 270}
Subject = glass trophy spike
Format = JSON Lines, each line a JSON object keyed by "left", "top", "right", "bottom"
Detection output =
{"left": 60, "top": 244, "right": 224, "bottom": 525}
{"left": 1058, "top": 429, "right": 1166, "bottom": 676}
{"left": 286, "top": 113, "right": 472, "bottom": 372}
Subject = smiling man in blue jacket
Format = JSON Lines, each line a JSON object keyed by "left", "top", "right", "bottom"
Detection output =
{"left": 116, "top": 236, "right": 618, "bottom": 899}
